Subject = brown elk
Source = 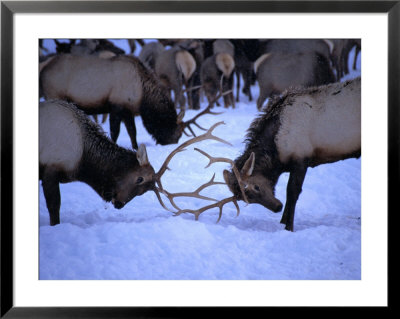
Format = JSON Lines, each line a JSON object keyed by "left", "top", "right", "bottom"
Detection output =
{"left": 40, "top": 99, "right": 230, "bottom": 226}
{"left": 170, "top": 78, "right": 361, "bottom": 232}
{"left": 200, "top": 51, "right": 236, "bottom": 108}
{"left": 154, "top": 47, "right": 197, "bottom": 109}
{"left": 228, "top": 39, "right": 256, "bottom": 103}
{"left": 138, "top": 42, "right": 165, "bottom": 70}
{"left": 254, "top": 51, "right": 335, "bottom": 110}
{"left": 40, "top": 54, "right": 213, "bottom": 149}
{"left": 262, "top": 39, "right": 333, "bottom": 61}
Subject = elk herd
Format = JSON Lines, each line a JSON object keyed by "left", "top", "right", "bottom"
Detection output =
{"left": 39, "top": 38, "right": 361, "bottom": 231}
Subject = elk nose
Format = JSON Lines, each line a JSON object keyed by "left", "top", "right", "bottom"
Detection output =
{"left": 113, "top": 201, "right": 125, "bottom": 209}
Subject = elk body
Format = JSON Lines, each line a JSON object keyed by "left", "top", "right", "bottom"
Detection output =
{"left": 200, "top": 52, "right": 236, "bottom": 108}
{"left": 154, "top": 47, "right": 196, "bottom": 109}
{"left": 40, "top": 54, "right": 187, "bottom": 149}
{"left": 39, "top": 100, "right": 156, "bottom": 225}
{"left": 254, "top": 51, "right": 335, "bottom": 110}
{"left": 40, "top": 100, "right": 229, "bottom": 226}
{"left": 138, "top": 42, "right": 165, "bottom": 70}
{"left": 222, "top": 78, "right": 361, "bottom": 231}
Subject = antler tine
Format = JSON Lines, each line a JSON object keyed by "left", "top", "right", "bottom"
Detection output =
{"left": 152, "top": 187, "right": 175, "bottom": 212}
{"left": 183, "top": 76, "right": 230, "bottom": 136}
{"left": 156, "top": 173, "right": 225, "bottom": 211}
{"left": 182, "top": 84, "right": 203, "bottom": 94}
{"left": 193, "top": 148, "right": 250, "bottom": 204}
{"left": 155, "top": 121, "right": 231, "bottom": 190}
{"left": 173, "top": 196, "right": 239, "bottom": 223}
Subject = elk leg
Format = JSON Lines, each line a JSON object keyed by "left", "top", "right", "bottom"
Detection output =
{"left": 353, "top": 46, "right": 360, "bottom": 70}
{"left": 235, "top": 71, "right": 241, "bottom": 102}
{"left": 41, "top": 168, "right": 61, "bottom": 226}
{"left": 109, "top": 109, "right": 122, "bottom": 144}
{"left": 243, "top": 68, "right": 253, "bottom": 101}
{"left": 189, "top": 71, "right": 201, "bottom": 110}
{"left": 280, "top": 165, "right": 307, "bottom": 231}
{"left": 257, "top": 89, "right": 269, "bottom": 111}
{"left": 122, "top": 111, "right": 138, "bottom": 150}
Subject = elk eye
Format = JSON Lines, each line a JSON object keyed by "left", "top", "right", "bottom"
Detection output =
{"left": 254, "top": 185, "right": 260, "bottom": 192}
{"left": 136, "top": 177, "right": 144, "bottom": 184}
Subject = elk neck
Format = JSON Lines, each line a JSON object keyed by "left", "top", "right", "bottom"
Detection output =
{"left": 77, "top": 121, "right": 139, "bottom": 200}
{"left": 139, "top": 66, "right": 180, "bottom": 144}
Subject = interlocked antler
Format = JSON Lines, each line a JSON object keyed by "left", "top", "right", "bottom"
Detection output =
{"left": 174, "top": 196, "right": 240, "bottom": 223}
{"left": 167, "top": 148, "right": 249, "bottom": 223}
{"left": 152, "top": 121, "right": 232, "bottom": 211}
{"left": 194, "top": 148, "right": 249, "bottom": 204}
{"left": 157, "top": 173, "right": 225, "bottom": 211}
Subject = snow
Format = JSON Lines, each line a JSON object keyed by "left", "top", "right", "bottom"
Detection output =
{"left": 39, "top": 39, "right": 361, "bottom": 280}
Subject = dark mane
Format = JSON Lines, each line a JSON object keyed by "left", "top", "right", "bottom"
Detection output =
{"left": 120, "top": 56, "right": 179, "bottom": 144}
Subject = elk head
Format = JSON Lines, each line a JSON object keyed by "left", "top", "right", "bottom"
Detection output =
{"left": 167, "top": 150, "right": 282, "bottom": 222}
{"left": 223, "top": 153, "right": 283, "bottom": 213}
{"left": 111, "top": 144, "right": 156, "bottom": 209}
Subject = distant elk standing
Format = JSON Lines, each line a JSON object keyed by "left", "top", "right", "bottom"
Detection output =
{"left": 40, "top": 54, "right": 212, "bottom": 149}
{"left": 154, "top": 46, "right": 197, "bottom": 109}
{"left": 254, "top": 50, "right": 335, "bottom": 110}
{"left": 138, "top": 41, "right": 165, "bottom": 70}
{"left": 200, "top": 39, "right": 236, "bottom": 108}
{"left": 172, "top": 78, "right": 361, "bottom": 231}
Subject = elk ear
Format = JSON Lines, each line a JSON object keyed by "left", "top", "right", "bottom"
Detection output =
{"left": 241, "top": 152, "right": 255, "bottom": 177}
{"left": 177, "top": 110, "right": 185, "bottom": 123}
{"left": 223, "top": 169, "right": 231, "bottom": 185}
{"left": 136, "top": 144, "right": 149, "bottom": 166}
{"left": 223, "top": 169, "right": 236, "bottom": 194}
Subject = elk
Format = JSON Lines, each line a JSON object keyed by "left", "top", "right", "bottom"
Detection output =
{"left": 329, "top": 39, "right": 361, "bottom": 81}
{"left": 40, "top": 54, "right": 213, "bottom": 150}
{"left": 262, "top": 39, "right": 333, "bottom": 61}
{"left": 154, "top": 47, "right": 197, "bottom": 109}
{"left": 200, "top": 52, "right": 236, "bottom": 108}
{"left": 229, "top": 39, "right": 256, "bottom": 103}
{"left": 40, "top": 97, "right": 231, "bottom": 226}
{"left": 254, "top": 51, "right": 335, "bottom": 110}
{"left": 171, "top": 78, "right": 361, "bottom": 232}
{"left": 175, "top": 39, "right": 205, "bottom": 110}
{"left": 138, "top": 42, "right": 165, "bottom": 70}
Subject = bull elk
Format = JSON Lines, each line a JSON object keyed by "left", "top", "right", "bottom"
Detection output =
{"left": 169, "top": 78, "right": 361, "bottom": 232}
{"left": 40, "top": 98, "right": 231, "bottom": 226}
{"left": 40, "top": 54, "right": 215, "bottom": 149}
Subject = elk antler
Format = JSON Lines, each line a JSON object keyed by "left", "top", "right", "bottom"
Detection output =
{"left": 156, "top": 173, "right": 225, "bottom": 211}
{"left": 174, "top": 195, "right": 240, "bottom": 223}
{"left": 193, "top": 148, "right": 249, "bottom": 204}
{"left": 182, "top": 75, "right": 232, "bottom": 137}
{"left": 162, "top": 148, "right": 249, "bottom": 223}
{"left": 155, "top": 121, "right": 232, "bottom": 193}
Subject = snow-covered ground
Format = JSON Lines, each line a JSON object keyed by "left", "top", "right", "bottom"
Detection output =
{"left": 39, "top": 39, "right": 361, "bottom": 280}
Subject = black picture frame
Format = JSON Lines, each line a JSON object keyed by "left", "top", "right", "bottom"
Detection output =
{"left": 1, "top": 1, "right": 396, "bottom": 317}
